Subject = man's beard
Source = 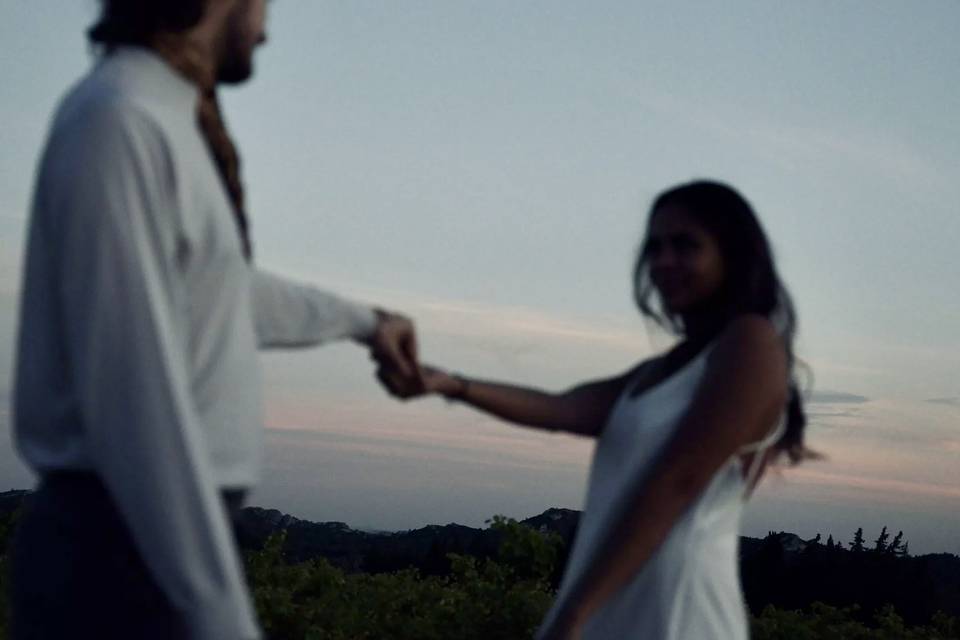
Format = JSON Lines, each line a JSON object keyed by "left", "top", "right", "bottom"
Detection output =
{"left": 215, "top": 9, "right": 255, "bottom": 85}
{"left": 216, "top": 37, "right": 254, "bottom": 85}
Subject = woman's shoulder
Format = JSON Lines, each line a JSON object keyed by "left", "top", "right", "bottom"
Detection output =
{"left": 707, "top": 314, "right": 788, "bottom": 391}
{"left": 704, "top": 314, "right": 783, "bottom": 359}
{"left": 720, "top": 313, "right": 782, "bottom": 341}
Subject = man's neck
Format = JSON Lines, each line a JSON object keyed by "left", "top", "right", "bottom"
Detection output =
{"left": 148, "top": 0, "right": 232, "bottom": 92}
{"left": 149, "top": 33, "right": 217, "bottom": 91}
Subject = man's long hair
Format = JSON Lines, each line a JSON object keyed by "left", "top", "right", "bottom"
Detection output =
{"left": 89, "top": 0, "right": 208, "bottom": 45}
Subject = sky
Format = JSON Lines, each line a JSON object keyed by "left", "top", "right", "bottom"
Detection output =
{"left": 0, "top": 1, "right": 957, "bottom": 554}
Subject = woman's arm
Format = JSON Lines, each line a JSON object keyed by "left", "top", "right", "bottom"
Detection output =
{"left": 540, "top": 315, "right": 788, "bottom": 636}
{"left": 387, "top": 364, "right": 641, "bottom": 437}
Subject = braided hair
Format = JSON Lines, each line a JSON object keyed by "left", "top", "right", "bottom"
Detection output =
{"left": 88, "top": 0, "right": 254, "bottom": 260}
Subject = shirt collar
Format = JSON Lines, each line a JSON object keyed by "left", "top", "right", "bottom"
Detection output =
{"left": 100, "top": 45, "right": 202, "bottom": 115}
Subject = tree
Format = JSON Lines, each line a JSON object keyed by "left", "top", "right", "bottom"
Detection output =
{"left": 826, "top": 535, "right": 835, "bottom": 551}
{"left": 851, "top": 527, "right": 865, "bottom": 553}
{"left": 873, "top": 526, "right": 890, "bottom": 554}
{"left": 887, "top": 530, "right": 904, "bottom": 556}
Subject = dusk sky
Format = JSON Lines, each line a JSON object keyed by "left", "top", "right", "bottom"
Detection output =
{"left": 1, "top": 2, "right": 957, "bottom": 554}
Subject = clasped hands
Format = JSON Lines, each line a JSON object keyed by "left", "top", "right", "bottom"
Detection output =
{"left": 363, "top": 310, "right": 586, "bottom": 640}
{"left": 362, "top": 309, "right": 460, "bottom": 400}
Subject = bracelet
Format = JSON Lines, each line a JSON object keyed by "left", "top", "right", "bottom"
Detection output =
{"left": 447, "top": 374, "right": 470, "bottom": 403}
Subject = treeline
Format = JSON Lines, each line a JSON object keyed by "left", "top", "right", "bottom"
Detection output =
{"left": 742, "top": 527, "right": 960, "bottom": 627}
{"left": 1, "top": 504, "right": 959, "bottom": 639}
{"left": 243, "top": 519, "right": 960, "bottom": 640}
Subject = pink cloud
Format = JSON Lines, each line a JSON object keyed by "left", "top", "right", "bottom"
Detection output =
{"left": 782, "top": 467, "right": 960, "bottom": 505}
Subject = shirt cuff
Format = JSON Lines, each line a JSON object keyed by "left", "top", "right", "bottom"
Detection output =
{"left": 347, "top": 303, "right": 379, "bottom": 343}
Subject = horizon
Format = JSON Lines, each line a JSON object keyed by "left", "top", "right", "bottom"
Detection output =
{"left": 0, "top": 485, "right": 947, "bottom": 557}
{"left": 1, "top": 2, "right": 957, "bottom": 557}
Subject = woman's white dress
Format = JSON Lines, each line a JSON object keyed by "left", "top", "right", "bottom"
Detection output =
{"left": 538, "top": 344, "right": 784, "bottom": 639}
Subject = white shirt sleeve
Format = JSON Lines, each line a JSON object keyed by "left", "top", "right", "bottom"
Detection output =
{"left": 50, "top": 104, "right": 261, "bottom": 640}
{"left": 250, "top": 268, "right": 378, "bottom": 348}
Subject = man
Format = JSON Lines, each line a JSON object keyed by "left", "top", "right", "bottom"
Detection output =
{"left": 10, "top": 1, "right": 419, "bottom": 638}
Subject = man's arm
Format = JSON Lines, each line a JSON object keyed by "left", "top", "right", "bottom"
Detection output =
{"left": 250, "top": 269, "right": 422, "bottom": 380}
{"left": 53, "top": 105, "right": 260, "bottom": 639}
{"left": 250, "top": 269, "right": 378, "bottom": 346}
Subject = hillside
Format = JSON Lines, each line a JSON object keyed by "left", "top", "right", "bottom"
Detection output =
{"left": 2, "top": 489, "right": 958, "bottom": 627}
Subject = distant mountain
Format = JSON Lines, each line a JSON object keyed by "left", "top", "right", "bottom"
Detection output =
{"left": 2, "top": 490, "right": 958, "bottom": 624}
{"left": 233, "top": 506, "right": 574, "bottom": 575}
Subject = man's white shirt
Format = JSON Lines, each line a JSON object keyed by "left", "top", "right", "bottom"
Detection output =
{"left": 14, "top": 47, "right": 377, "bottom": 640}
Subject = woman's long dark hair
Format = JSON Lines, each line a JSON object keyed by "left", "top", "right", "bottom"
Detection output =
{"left": 634, "top": 180, "right": 810, "bottom": 463}
{"left": 88, "top": 0, "right": 208, "bottom": 46}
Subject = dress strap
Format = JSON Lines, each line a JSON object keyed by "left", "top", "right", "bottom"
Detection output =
{"left": 738, "top": 414, "right": 787, "bottom": 497}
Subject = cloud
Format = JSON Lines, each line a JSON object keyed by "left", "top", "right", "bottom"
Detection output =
{"left": 613, "top": 80, "right": 954, "bottom": 191}
{"left": 264, "top": 390, "right": 594, "bottom": 468}
{"left": 264, "top": 424, "right": 586, "bottom": 475}
{"left": 259, "top": 274, "right": 650, "bottom": 357}
{"left": 804, "top": 391, "right": 870, "bottom": 427}
{"left": 941, "top": 440, "right": 960, "bottom": 453}
{"left": 806, "top": 408, "right": 862, "bottom": 424}
{"left": 786, "top": 467, "right": 960, "bottom": 505}
{"left": 926, "top": 397, "right": 960, "bottom": 407}
{"left": 743, "top": 120, "right": 952, "bottom": 192}
{"left": 410, "top": 299, "right": 650, "bottom": 352}
{"left": 809, "top": 391, "right": 870, "bottom": 404}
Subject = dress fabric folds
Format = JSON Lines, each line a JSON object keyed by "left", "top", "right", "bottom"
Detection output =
{"left": 539, "top": 344, "right": 783, "bottom": 639}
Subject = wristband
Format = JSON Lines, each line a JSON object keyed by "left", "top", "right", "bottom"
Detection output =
{"left": 447, "top": 374, "right": 470, "bottom": 402}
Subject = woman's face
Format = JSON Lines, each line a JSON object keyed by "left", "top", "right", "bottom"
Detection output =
{"left": 644, "top": 204, "right": 726, "bottom": 315}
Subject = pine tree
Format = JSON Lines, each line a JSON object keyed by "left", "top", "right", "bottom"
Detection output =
{"left": 851, "top": 527, "right": 865, "bottom": 553}
{"left": 888, "top": 531, "right": 904, "bottom": 556}
{"left": 826, "top": 534, "right": 835, "bottom": 550}
{"left": 873, "top": 526, "right": 890, "bottom": 553}
{"left": 811, "top": 533, "right": 822, "bottom": 545}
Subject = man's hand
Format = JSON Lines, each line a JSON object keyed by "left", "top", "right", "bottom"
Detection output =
{"left": 366, "top": 309, "right": 424, "bottom": 397}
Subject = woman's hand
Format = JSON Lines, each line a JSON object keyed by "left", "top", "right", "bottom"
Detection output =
{"left": 421, "top": 366, "right": 466, "bottom": 397}
{"left": 376, "top": 363, "right": 462, "bottom": 400}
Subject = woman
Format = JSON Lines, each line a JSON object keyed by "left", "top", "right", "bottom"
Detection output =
{"left": 381, "top": 180, "right": 809, "bottom": 639}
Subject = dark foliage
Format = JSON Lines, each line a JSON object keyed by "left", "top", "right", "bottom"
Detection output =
{"left": 741, "top": 529, "right": 960, "bottom": 627}
{"left": 1, "top": 491, "right": 957, "bottom": 638}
